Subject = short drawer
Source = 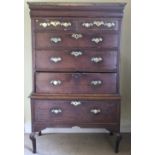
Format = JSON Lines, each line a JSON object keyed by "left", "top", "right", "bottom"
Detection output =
{"left": 35, "top": 32, "right": 118, "bottom": 49}
{"left": 33, "top": 99, "right": 119, "bottom": 124}
{"left": 36, "top": 50, "right": 117, "bottom": 72}
{"left": 34, "top": 18, "right": 76, "bottom": 31}
{"left": 78, "top": 18, "right": 119, "bottom": 31}
{"left": 36, "top": 73, "right": 117, "bottom": 94}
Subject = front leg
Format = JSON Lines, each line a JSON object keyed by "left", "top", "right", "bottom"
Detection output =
{"left": 30, "top": 132, "right": 36, "bottom": 153}
{"left": 38, "top": 131, "right": 42, "bottom": 136}
{"left": 115, "top": 133, "right": 122, "bottom": 153}
{"left": 109, "top": 131, "right": 114, "bottom": 136}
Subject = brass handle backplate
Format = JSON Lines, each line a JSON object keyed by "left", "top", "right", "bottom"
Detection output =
{"left": 50, "top": 57, "right": 62, "bottom": 63}
{"left": 50, "top": 108, "right": 62, "bottom": 114}
{"left": 72, "top": 33, "right": 83, "bottom": 39}
{"left": 91, "top": 57, "right": 103, "bottom": 63}
{"left": 70, "top": 51, "right": 83, "bottom": 57}
{"left": 50, "top": 80, "right": 62, "bottom": 86}
{"left": 91, "top": 80, "right": 102, "bottom": 86}
{"left": 91, "top": 37, "right": 103, "bottom": 44}
{"left": 70, "top": 101, "right": 82, "bottom": 106}
{"left": 90, "top": 109, "right": 101, "bottom": 114}
{"left": 50, "top": 37, "right": 61, "bottom": 43}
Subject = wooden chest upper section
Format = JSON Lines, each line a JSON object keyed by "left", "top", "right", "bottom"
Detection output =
{"left": 28, "top": 3, "right": 125, "bottom": 94}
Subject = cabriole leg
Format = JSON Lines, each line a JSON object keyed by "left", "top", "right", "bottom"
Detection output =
{"left": 30, "top": 132, "right": 36, "bottom": 153}
{"left": 115, "top": 133, "right": 122, "bottom": 153}
{"left": 109, "top": 131, "right": 114, "bottom": 136}
{"left": 38, "top": 131, "right": 42, "bottom": 136}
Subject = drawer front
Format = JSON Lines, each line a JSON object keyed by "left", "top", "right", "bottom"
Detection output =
{"left": 36, "top": 50, "right": 117, "bottom": 72}
{"left": 78, "top": 18, "right": 119, "bottom": 31}
{"left": 36, "top": 73, "right": 117, "bottom": 94}
{"left": 35, "top": 18, "right": 75, "bottom": 31}
{"left": 34, "top": 18, "right": 119, "bottom": 31}
{"left": 33, "top": 100, "right": 119, "bottom": 124}
{"left": 35, "top": 32, "right": 118, "bottom": 49}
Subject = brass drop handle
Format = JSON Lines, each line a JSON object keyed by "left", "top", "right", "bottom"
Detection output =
{"left": 72, "top": 33, "right": 83, "bottom": 39}
{"left": 70, "top": 101, "right": 82, "bottom": 106}
{"left": 50, "top": 57, "right": 62, "bottom": 63}
{"left": 91, "top": 57, "right": 103, "bottom": 63}
{"left": 50, "top": 108, "right": 62, "bottom": 114}
{"left": 90, "top": 109, "right": 101, "bottom": 114}
{"left": 70, "top": 51, "right": 83, "bottom": 57}
{"left": 50, "top": 80, "right": 62, "bottom": 86}
{"left": 50, "top": 37, "right": 62, "bottom": 43}
{"left": 91, "top": 80, "right": 102, "bottom": 86}
{"left": 91, "top": 37, "right": 103, "bottom": 44}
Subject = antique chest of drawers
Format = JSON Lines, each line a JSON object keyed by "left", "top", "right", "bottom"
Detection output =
{"left": 28, "top": 2, "right": 126, "bottom": 154}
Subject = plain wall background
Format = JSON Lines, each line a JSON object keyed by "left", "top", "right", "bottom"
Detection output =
{"left": 24, "top": 0, "right": 131, "bottom": 133}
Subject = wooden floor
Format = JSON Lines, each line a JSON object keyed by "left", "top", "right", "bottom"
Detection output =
{"left": 24, "top": 133, "right": 131, "bottom": 155}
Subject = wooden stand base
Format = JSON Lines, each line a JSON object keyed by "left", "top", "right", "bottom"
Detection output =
{"left": 30, "top": 131, "right": 122, "bottom": 154}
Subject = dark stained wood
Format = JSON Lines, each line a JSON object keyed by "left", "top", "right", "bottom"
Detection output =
{"left": 34, "top": 17, "right": 76, "bottom": 31}
{"left": 34, "top": 18, "right": 120, "bottom": 32}
{"left": 28, "top": 2, "right": 126, "bottom": 153}
{"left": 31, "top": 18, "right": 36, "bottom": 92}
{"left": 35, "top": 50, "right": 117, "bottom": 72}
{"left": 28, "top": 2, "right": 126, "bottom": 9}
{"left": 36, "top": 73, "right": 117, "bottom": 94}
{"left": 33, "top": 99, "right": 119, "bottom": 124}
{"left": 35, "top": 32, "right": 118, "bottom": 49}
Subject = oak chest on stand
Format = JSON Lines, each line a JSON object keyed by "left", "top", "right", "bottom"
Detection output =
{"left": 28, "top": 2, "right": 126, "bottom": 153}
